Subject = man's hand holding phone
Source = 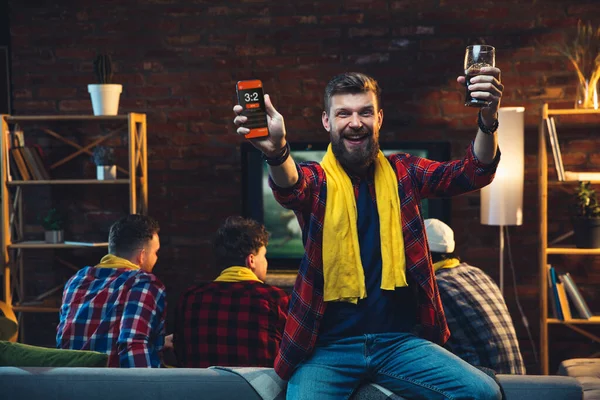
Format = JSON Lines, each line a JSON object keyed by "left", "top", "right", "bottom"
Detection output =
{"left": 233, "top": 80, "right": 287, "bottom": 157}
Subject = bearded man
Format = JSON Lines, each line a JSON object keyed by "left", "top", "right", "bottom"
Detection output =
{"left": 233, "top": 70, "right": 504, "bottom": 400}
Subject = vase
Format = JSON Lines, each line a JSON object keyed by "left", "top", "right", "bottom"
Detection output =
{"left": 572, "top": 217, "right": 600, "bottom": 248}
{"left": 575, "top": 78, "right": 599, "bottom": 109}
{"left": 44, "top": 230, "right": 64, "bottom": 244}
{"left": 97, "top": 165, "right": 117, "bottom": 180}
{"left": 88, "top": 84, "right": 123, "bottom": 116}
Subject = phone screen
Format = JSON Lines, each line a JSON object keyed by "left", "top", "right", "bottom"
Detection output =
{"left": 237, "top": 80, "right": 269, "bottom": 138}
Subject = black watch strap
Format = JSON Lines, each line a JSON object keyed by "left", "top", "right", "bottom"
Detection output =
{"left": 478, "top": 110, "right": 499, "bottom": 135}
{"left": 262, "top": 142, "right": 291, "bottom": 166}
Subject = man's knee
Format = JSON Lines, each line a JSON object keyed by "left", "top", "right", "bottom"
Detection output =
{"left": 465, "top": 375, "right": 502, "bottom": 400}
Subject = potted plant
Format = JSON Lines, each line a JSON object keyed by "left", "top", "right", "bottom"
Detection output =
{"left": 41, "top": 208, "right": 64, "bottom": 244}
{"left": 92, "top": 146, "right": 117, "bottom": 180}
{"left": 555, "top": 20, "right": 600, "bottom": 109}
{"left": 88, "top": 54, "right": 122, "bottom": 115}
{"left": 572, "top": 181, "right": 600, "bottom": 248}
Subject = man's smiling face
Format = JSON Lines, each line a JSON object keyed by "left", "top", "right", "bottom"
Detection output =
{"left": 322, "top": 91, "right": 383, "bottom": 174}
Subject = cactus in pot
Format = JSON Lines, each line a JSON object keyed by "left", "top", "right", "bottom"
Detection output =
{"left": 88, "top": 53, "right": 122, "bottom": 115}
{"left": 93, "top": 54, "right": 114, "bottom": 84}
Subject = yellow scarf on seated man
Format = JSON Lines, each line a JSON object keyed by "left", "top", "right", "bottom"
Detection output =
{"left": 214, "top": 266, "right": 263, "bottom": 283}
{"left": 321, "top": 144, "right": 407, "bottom": 304}
{"left": 95, "top": 254, "right": 140, "bottom": 270}
{"left": 432, "top": 258, "right": 461, "bottom": 272}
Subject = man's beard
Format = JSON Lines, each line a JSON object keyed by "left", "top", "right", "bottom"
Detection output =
{"left": 331, "top": 128, "right": 380, "bottom": 173}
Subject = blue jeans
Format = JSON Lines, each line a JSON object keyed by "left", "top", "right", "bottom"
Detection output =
{"left": 287, "top": 333, "right": 502, "bottom": 400}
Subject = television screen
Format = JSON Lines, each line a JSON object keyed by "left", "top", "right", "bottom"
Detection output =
{"left": 242, "top": 141, "right": 451, "bottom": 269}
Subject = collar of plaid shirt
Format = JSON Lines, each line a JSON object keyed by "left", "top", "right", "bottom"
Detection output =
{"left": 214, "top": 266, "right": 263, "bottom": 283}
{"left": 95, "top": 254, "right": 140, "bottom": 270}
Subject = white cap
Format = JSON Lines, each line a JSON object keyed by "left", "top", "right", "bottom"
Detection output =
{"left": 424, "top": 218, "right": 455, "bottom": 253}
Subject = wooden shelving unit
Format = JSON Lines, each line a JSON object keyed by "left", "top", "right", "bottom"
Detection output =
{"left": 8, "top": 241, "right": 108, "bottom": 249}
{"left": 538, "top": 104, "right": 600, "bottom": 375}
{"left": 0, "top": 114, "right": 148, "bottom": 333}
{"left": 7, "top": 179, "right": 130, "bottom": 185}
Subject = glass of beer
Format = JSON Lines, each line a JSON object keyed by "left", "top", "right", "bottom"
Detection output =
{"left": 464, "top": 45, "right": 495, "bottom": 107}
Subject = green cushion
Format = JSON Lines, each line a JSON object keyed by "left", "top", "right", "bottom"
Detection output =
{"left": 0, "top": 317, "right": 18, "bottom": 341}
{"left": 0, "top": 341, "right": 108, "bottom": 367}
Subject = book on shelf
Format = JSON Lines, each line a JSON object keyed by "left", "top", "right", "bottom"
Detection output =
{"left": 548, "top": 265, "right": 564, "bottom": 320}
{"left": 556, "top": 282, "right": 572, "bottom": 320}
{"left": 21, "top": 146, "right": 43, "bottom": 180}
{"left": 8, "top": 146, "right": 51, "bottom": 181}
{"left": 31, "top": 145, "right": 51, "bottom": 180}
{"left": 546, "top": 116, "right": 600, "bottom": 182}
{"left": 547, "top": 265, "right": 558, "bottom": 319}
{"left": 560, "top": 272, "right": 593, "bottom": 319}
{"left": 10, "top": 148, "right": 31, "bottom": 180}
{"left": 546, "top": 117, "right": 565, "bottom": 181}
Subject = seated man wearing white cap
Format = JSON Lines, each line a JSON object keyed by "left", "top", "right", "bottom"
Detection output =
{"left": 424, "top": 218, "right": 526, "bottom": 375}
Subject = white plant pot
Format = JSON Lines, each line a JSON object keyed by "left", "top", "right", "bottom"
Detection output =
{"left": 44, "top": 230, "right": 64, "bottom": 244}
{"left": 88, "top": 84, "right": 123, "bottom": 116}
{"left": 97, "top": 165, "right": 117, "bottom": 180}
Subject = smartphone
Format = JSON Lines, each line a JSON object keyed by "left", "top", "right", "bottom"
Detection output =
{"left": 236, "top": 80, "right": 269, "bottom": 139}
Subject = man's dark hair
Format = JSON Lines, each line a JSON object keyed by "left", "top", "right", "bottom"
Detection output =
{"left": 214, "top": 216, "right": 269, "bottom": 269}
{"left": 323, "top": 72, "right": 382, "bottom": 113}
{"left": 108, "top": 214, "right": 160, "bottom": 257}
{"left": 430, "top": 252, "right": 460, "bottom": 263}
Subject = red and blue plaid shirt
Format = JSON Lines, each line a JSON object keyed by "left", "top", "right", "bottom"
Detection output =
{"left": 174, "top": 281, "right": 289, "bottom": 368}
{"left": 56, "top": 267, "right": 166, "bottom": 368}
{"left": 270, "top": 142, "right": 500, "bottom": 380}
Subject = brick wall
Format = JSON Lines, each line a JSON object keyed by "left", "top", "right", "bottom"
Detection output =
{"left": 6, "top": 0, "right": 600, "bottom": 373}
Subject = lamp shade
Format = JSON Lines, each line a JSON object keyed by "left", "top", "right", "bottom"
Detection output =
{"left": 480, "top": 107, "right": 525, "bottom": 226}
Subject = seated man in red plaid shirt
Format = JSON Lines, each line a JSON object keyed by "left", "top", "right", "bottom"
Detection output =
{"left": 57, "top": 214, "right": 165, "bottom": 368}
{"left": 173, "top": 216, "right": 289, "bottom": 368}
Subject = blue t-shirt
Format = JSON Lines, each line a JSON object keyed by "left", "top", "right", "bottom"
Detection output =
{"left": 319, "top": 179, "right": 416, "bottom": 343}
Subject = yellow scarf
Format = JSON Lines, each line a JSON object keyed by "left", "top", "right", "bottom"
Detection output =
{"left": 321, "top": 144, "right": 407, "bottom": 304}
{"left": 432, "top": 258, "right": 461, "bottom": 272}
{"left": 214, "top": 266, "right": 263, "bottom": 283}
{"left": 95, "top": 254, "right": 140, "bottom": 270}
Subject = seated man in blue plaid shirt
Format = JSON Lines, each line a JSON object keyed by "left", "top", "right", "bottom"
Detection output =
{"left": 425, "top": 218, "right": 526, "bottom": 375}
{"left": 57, "top": 214, "right": 165, "bottom": 368}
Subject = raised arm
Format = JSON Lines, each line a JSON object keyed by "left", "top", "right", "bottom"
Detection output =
{"left": 457, "top": 66, "right": 504, "bottom": 164}
{"left": 233, "top": 94, "right": 298, "bottom": 188}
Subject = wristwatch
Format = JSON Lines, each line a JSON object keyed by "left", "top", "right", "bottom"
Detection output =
{"left": 478, "top": 110, "right": 499, "bottom": 135}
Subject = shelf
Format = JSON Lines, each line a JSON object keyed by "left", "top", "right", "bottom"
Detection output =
{"left": 549, "top": 180, "right": 600, "bottom": 186}
{"left": 547, "top": 108, "right": 600, "bottom": 116}
{"left": 539, "top": 103, "right": 600, "bottom": 374}
{"left": 9, "top": 241, "right": 108, "bottom": 249}
{"left": 5, "top": 115, "right": 130, "bottom": 122}
{"left": 546, "top": 246, "right": 600, "bottom": 255}
{"left": 548, "top": 316, "right": 600, "bottom": 324}
{"left": 7, "top": 179, "right": 130, "bottom": 185}
{"left": 12, "top": 297, "right": 62, "bottom": 313}
{"left": 12, "top": 305, "right": 60, "bottom": 313}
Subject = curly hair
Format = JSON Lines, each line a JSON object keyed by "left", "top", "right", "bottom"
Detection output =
{"left": 214, "top": 216, "right": 269, "bottom": 269}
{"left": 108, "top": 214, "right": 160, "bottom": 257}
{"left": 323, "top": 72, "right": 382, "bottom": 114}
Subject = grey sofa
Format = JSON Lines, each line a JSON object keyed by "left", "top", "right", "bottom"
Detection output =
{"left": 558, "top": 358, "right": 600, "bottom": 399}
{"left": 0, "top": 366, "right": 584, "bottom": 400}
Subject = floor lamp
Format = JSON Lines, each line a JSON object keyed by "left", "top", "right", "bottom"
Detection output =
{"left": 480, "top": 107, "right": 525, "bottom": 295}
